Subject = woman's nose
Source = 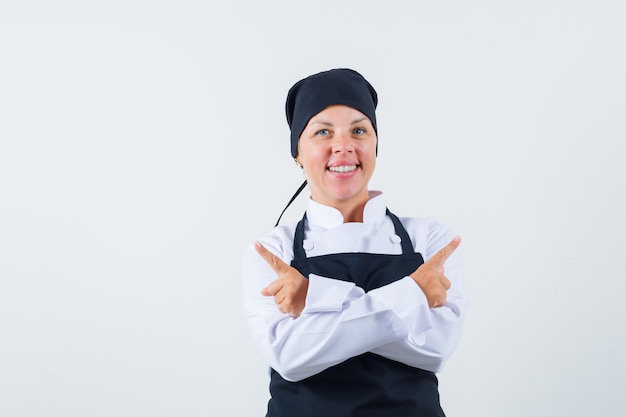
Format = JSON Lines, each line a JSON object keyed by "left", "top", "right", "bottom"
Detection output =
{"left": 332, "top": 132, "right": 354, "bottom": 153}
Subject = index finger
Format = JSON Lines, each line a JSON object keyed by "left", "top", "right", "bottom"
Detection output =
{"left": 254, "top": 241, "right": 290, "bottom": 274}
{"left": 427, "top": 236, "right": 462, "bottom": 267}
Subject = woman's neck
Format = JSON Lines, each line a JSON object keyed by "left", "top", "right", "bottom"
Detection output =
{"left": 331, "top": 194, "right": 371, "bottom": 223}
{"left": 340, "top": 204, "right": 366, "bottom": 223}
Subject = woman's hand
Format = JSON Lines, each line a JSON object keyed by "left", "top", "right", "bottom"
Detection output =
{"left": 254, "top": 241, "right": 309, "bottom": 317}
{"left": 410, "top": 236, "right": 461, "bottom": 308}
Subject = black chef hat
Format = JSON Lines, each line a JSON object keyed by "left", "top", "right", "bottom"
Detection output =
{"left": 285, "top": 68, "right": 378, "bottom": 158}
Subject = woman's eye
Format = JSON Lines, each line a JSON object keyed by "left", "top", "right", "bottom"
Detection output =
{"left": 354, "top": 127, "right": 366, "bottom": 135}
{"left": 316, "top": 129, "right": 330, "bottom": 136}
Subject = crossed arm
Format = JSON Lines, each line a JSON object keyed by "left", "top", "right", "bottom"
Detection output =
{"left": 254, "top": 236, "right": 461, "bottom": 316}
{"left": 242, "top": 234, "right": 466, "bottom": 381}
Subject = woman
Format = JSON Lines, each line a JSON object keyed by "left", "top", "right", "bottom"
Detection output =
{"left": 242, "top": 68, "right": 467, "bottom": 417}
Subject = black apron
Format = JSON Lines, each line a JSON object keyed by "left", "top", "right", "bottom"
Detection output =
{"left": 266, "top": 209, "right": 445, "bottom": 417}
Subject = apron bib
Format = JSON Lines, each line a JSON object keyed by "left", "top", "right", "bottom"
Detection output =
{"left": 266, "top": 209, "right": 445, "bottom": 417}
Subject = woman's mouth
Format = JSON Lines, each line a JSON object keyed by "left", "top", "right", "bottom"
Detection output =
{"left": 328, "top": 165, "right": 358, "bottom": 173}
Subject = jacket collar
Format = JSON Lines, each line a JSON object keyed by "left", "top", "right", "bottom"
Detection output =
{"left": 305, "top": 191, "right": 386, "bottom": 230}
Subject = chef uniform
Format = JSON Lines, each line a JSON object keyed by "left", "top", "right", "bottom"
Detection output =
{"left": 242, "top": 194, "right": 466, "bottom": 416}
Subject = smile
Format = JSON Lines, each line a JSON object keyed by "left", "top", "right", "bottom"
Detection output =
{"left": 328, "top": 165, "right": 358, "bottom": 173}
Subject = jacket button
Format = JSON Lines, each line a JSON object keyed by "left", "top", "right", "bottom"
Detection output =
{"left": 390, "top": 234, "right": 402, "bottom": 244}
{"left": 303, "top": 239, "right": 314, "bottom": 251}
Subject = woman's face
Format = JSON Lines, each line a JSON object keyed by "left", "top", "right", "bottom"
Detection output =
{"left": 297, "top": 105, "right": 377, "bottom": 211}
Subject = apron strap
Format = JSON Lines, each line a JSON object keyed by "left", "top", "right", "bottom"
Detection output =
{"left": 385, "top": 209, "right": 415, "bottom": 255}
{"left": 293, "top": 212, "right": 307, "bottom": 259}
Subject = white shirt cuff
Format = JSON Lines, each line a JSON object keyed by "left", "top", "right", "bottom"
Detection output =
{"left": 301, "top": 274, "right": 364, "bottom": 314}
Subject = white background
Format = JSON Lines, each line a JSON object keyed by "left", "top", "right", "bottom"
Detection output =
{"left": 1, "top": 1, "right": 625, "bottom": 416}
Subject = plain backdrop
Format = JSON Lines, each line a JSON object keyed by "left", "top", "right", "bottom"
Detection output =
{"left": 1, "top": 1, "right": 625, "bottom": 416}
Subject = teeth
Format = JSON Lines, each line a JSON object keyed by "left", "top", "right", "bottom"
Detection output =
{"left": 328, "top": 165, "right": 357, "bottom": 173}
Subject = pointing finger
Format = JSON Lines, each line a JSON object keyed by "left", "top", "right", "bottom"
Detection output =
{"left": 427, "top": 236, "right": 462, "bottom": 267}
{"left": 254, "top": 241, "right": 289, "bottom": 274}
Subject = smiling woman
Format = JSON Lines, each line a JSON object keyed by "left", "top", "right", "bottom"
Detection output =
{"left": 241, "top": 68, "right": 468, "bottom": 417}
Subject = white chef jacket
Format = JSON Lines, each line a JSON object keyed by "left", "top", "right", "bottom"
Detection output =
{"left": 241, "top": 191, "right": 467, "bottom": 382}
